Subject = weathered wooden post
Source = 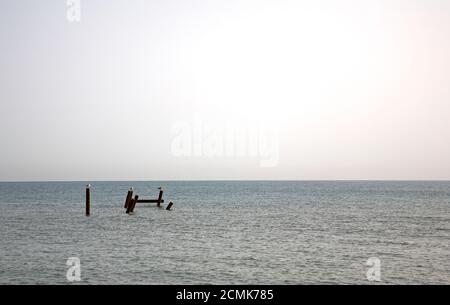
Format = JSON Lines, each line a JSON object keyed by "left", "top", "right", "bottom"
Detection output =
{"left": 126, "top": 197, "right": 135, "bottom": 214}
{"left": 85, "top": 184, "right": 91, "bottom": 216}
{"left": 124, "top": 187, "right": 134, "bottom": 209}
{"left": 157, "top": 188, "right": 163, "bottom": 207}
{"left": 130, "top": 195, "right": 139, "bottom": 213}
{"left": 166, "top": 201, "right": 174, "bottom": 211}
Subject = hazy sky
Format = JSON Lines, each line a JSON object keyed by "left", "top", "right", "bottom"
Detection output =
{"left": 1, "top": 0, "right": 449, "bottom": 181}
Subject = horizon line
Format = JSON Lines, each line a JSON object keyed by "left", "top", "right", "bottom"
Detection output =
{"left": 1, "top": 179, "right": 450, "bottom": 183}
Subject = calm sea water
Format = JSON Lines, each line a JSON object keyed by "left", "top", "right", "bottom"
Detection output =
{"left": 0, "top": 181, "right": 449, "bottom": 285}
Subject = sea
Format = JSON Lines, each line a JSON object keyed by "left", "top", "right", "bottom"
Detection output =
{"left": 0, "top": 181, "right": 449, "bottom": 285}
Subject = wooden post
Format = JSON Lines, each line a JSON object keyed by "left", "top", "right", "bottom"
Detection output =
{"left": 130, "top": 195, "right": 139, "bottom": 213}
{"left": 126, "top": 197, "right": 135, "bottom": 214}
{"left": 157, "top": 189, "right": 163, "bottom": 207}
{"left": 85, "top": 184, "right": 91, "bottom": 216}
{"left": 124, "top": 187, "right": 134, "bottom": 209}
{"left": 166, "top": 202, "right": 174, "bottom": 211}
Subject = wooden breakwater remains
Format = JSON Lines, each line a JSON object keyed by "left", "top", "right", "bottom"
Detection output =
{"left": 85, "top": 184, "right": 91, "bottom": 216}
{"left": 85, "top": 185, "right": 175, "bottom": 216}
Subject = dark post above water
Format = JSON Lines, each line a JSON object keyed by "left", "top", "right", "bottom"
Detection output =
{"left": 130, "top": 195, "right": 139, "bottom": 213}
{"left": 166, "top": 202, "right": 174, "bottom": 211}
{"left": 126, "top": 197, "right": 134, "bottom": 214}
{"left": 124, "top": 187, "right": 133, "bottom": 209}
{"left": 85, "top": 184, "right": 91, "bottom": 216}
{"left": 157, "top": 189, "right": 163, "bottom": 207}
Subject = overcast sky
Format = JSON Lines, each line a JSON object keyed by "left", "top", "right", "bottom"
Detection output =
{"left": 0, "top": 0, "right": 449, "bottom": 181}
